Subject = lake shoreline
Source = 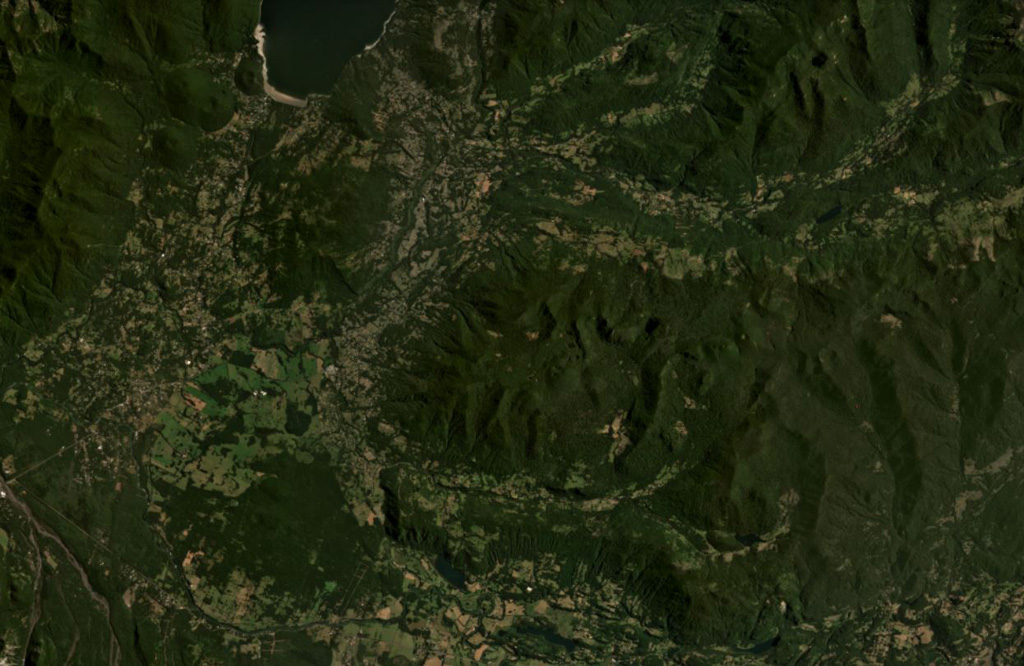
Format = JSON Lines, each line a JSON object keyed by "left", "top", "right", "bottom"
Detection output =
{"left": 364, "top": 8, "right": 397, "bottom": 52}
{"left": 253, "top": 0, "right": 397, "bottom": 106}
{"left": 253, "top": 21, "right": 308, "bottom": 108}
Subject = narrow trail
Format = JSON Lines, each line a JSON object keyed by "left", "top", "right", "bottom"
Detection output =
{"left": 0, "top": 474, "right": 122, "bottom": 666}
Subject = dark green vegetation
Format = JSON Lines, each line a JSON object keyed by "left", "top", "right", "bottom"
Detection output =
{"left": 4, "top": 0, "right": 1024, "bottom": 663}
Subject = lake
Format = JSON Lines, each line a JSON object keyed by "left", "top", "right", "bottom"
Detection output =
{"left": 258, "top": 0, "right": 396, "bottom": 101}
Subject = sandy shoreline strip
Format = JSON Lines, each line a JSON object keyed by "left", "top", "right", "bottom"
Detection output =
{"left": 253, "top": 2, "right": 397, "bottom": 107}
{"left": 365, "top": 9, "right": 397, "bottom": 52}
{"left": 254, "top": 22, "right": 307, "bottom": 108}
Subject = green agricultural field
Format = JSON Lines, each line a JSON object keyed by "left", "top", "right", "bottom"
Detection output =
{"left": 4, "top": 0, "right": 1024, "bottom": 663}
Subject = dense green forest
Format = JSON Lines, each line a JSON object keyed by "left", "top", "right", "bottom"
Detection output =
{"left": 3, "top": 0, "right": 1024, "bottom": 662}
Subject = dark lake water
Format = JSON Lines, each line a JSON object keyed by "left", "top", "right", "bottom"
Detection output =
{"left": 522, "top": 625, "right": 576, "bottom": 652}
{"left": 434, "top": 555, "right": 467, "bottom": 590}
{"left": 259, "top": 0, "right": 396, "bottom": 99}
